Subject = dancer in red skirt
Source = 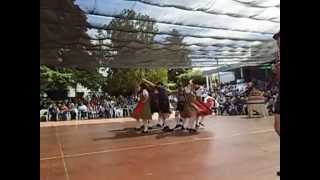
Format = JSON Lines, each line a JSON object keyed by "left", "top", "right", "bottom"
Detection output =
{"left": 180, "top": 80, "right": 198, "bottom": 133}
{"left": 131, "top": 83, "right": 152, "bottom": 133}
{"left": 180, "top": 80, "right": 211, "bottom": 132}
{"left": 194, "top": 85, "right": 212, "bottom": 128}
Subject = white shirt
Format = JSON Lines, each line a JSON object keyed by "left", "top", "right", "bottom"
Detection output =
{"left": 196, "top": 87, "right": 203, "bottom": 97}
{"left": 78, "top": 105, "right": 87, "bottom": 112}
{"left": 142, "top": 89, "right": 149, "bottom": 98}
{"left": 184, "top": 85, "right": 192, "bottom": 94}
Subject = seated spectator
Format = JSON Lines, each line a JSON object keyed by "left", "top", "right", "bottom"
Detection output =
{"left": 69, "top": 103, "right": 78, "bottom": 120}
{"left": 48, "top": 104, "right": 59, "bottom": 121}
{"left": 59, "top": 103, "right": 69, "bottom": 121}
{"left": 78, "top": 103, "right": 88, "bottom": 119}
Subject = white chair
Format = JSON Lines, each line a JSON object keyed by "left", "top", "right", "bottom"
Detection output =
{"left": 40, "top": 109, "right": 48, "bottom": 121}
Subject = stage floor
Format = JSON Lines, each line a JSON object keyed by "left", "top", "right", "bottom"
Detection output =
{"left": 40, "top": 116, "right": 280, "bottom": 180}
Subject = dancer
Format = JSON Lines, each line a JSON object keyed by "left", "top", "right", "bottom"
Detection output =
{"left": 273, "top": 30, "right": 280, "bottom": 176}
{"left": 156, "top": 82, "right": 172, "bottom": 132}
{"left": 194, "top": 84, "right": 212, "bottom": 128}
{"left": 149, "top": 86, "right": 161, "bottom": 128}
{"left": 131, "top": 83, "right": 152, "bottom": 133}
{"left": 174, "top": 86, "right": 186, "bottom": 129}
{"left": 180, "top": 80, "right": 199, "bottom": 133}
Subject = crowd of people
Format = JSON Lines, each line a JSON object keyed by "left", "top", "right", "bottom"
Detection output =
{"left": 40, "top": 79, "right": 279, "bottom": 122}
{"left": 40, "top": 95, "right": 137, "bottom": 121}
{"left": 210, "top": 80, "right": 280, "bottom": 117}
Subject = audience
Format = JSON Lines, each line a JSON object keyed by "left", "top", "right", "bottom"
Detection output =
{"left": 41, "top": 95, "right": 137, "bottom": 121}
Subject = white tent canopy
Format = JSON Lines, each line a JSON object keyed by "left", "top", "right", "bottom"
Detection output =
{"left": 75, "top": 0, "right": 280, "bottom": 69}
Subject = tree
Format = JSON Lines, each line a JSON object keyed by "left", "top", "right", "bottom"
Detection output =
{"left": 105, "top": 9, "right": 159, "bottom": 66}
{"left": 176, "top": 69, "right": 206, "bottom": 86}
{"left": 164, "top": 29, "right": 191, "bottom": 67}
{"left": 72, "top": 69, "right": 106, "bottom": 92}
{"left": 40, "top": 0, "right": 99, "bottom": 71}
{"left": 103, "top": 68, "right": 167, "bottom": 96}
{"left": 40, "top": 65, "right": 76, "bottom": 93}
{"left": 97, "top": 9, "right": 168, "bottom": 96}
{"left": 41, "top": 65, "right": 106, "bottom": 95}
{"left": 165, "top": 29, "right": 191, "bottom": 87}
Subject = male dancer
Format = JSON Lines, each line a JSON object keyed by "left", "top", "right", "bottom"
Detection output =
{"left": 156, "top": 82, "right": 173, "bottom": 132}
{"left": 174, "top": 86, "right": 186, "bottom": 129}
{"left": 149, "top": 87, "right": 161, "bottom": 128}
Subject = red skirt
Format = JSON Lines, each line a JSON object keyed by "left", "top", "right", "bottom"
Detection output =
{"left": 131, "top": 100, "right": 145, "bottom": 120}
{"left": 192, "top": 100, "right": 212, "bottom": 116}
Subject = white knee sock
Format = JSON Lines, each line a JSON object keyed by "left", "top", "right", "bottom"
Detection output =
{"left": 183, "top": 118, "right": 189, "bottom": 129}
{"left": 189, "top": 117, "right": 197, "bottom": 129}
{"left": 158, "top": 115, "right": 164, "bottom": 126}
{"left": 199, "top": 116, "right": 204, "bottom": 123}
{"left": 143, "top": 120, "right": 148, "bottom": 132}
{"left": 136, "top": 120, "right": 143, "bottom": 128}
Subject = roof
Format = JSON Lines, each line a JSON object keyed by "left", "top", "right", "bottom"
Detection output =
{"left": 41, "top": 0, "right": 280, "bottom": 70}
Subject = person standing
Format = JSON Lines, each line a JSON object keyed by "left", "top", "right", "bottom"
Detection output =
{"left": 194, "top": 85, "right": 212, "bottom": 128}
{"left": 131, "top": 83, "right": 152, "bottom": 133}
{"left": 156, "top": 82, "right": 172, "bottom": 132}
{"left": 174, "top": 86, "right": 186, "bottom": 129}
{"left": 272, "top": 30, "right": 280, "bottom": 176}
{"left": 180, "top": 80, "right": 198, "bottom": 133}
{"left": 149, "top": 87, "right": 161, "bottom": 127}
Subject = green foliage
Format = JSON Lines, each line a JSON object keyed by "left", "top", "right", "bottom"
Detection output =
{"left": 103, "top": 68, "right": 168, "bottom": 96}
{"left": 40, "top": 0, "right": 98, "bottom": 70}
{"left": 40, "top": 65, "right": 106, "bottom": 93}
{"left": 40, "top": 65, "right": 76, "bottom": 92}
{"left": 176, "top": 69, "right": 206, "bottom": 86}
{"left": 98, "top": 9, "right": 168, "bottom": 96}
{"left": 167, "top": 83, "right": 178, "bottom": 90}
{"left": 168, "top": 68, "right": 190, "bottom": 83}
{"left": 72, "top": 70, "right": 105, "bottom": 91}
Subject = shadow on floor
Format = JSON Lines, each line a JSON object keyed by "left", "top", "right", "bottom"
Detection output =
{"left": 155, "top": 130, "right": 200, "bottom": 139}
{"left": 93, "top": 126, "right": 200, "bottom": 141}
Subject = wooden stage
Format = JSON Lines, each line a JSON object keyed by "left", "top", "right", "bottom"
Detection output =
{"left": 40, "top": 115, "right": 280, "bottom": 180}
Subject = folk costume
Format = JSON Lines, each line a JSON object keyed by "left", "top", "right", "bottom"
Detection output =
{"left": 132, "top": 88, "right": 152, "bottom": 133}
{"left": 157, "top": 85, "right": 172, "bottom": 131}
{"left": 174, "top": 87, "right": 186, "bottom": 129}
{"left": 180, "top": 84, "right": 198, "bottom": 132}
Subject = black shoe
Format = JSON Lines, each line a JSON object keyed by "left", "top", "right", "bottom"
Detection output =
{"left": 135, "top": 125, "right": 144, "bottom": 130}
{"left": 277, "top": 171, "right": 280, "bottom": 176}
{"left": 156, "top": 124, "right": 162, "bottom": 128}
{"left": 148, "top": 126, "right": 153, "bottom": 130}
{"left": 199, "top": 122, "right": 205, "bottom": 127}
{"left": 175, "top": 124, "right": 183, "bottom": 129}
{"left": 163, "top": 126, "right": 172, "bottom": 132}
{"left": 189, "top": 129, "right": 197, "bottom": 133}
{"left": 195, "top": 124, "right": 200, "bottom": 129}
{"left": 162, "top": 126, "right": 168, "bottom": 131}
{"left": 142, "top": 130, "right": 149, "bottom": 134}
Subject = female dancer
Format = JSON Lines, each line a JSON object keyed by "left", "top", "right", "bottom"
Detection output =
{"left": 194, "top": 85, "right": 212, "bottom": 128}
{"left": 180, "top": 80, "right": 199, "bottom": 133}
{"left": 131, "top": 83, "right": 153, "bottom": 133}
